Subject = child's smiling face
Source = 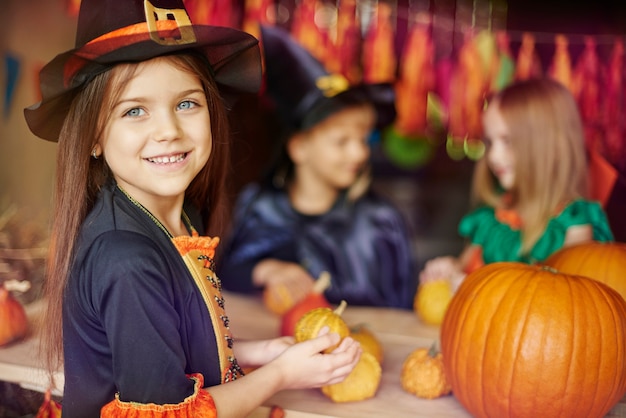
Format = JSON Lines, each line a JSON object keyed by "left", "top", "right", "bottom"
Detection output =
{"left": 482, "top": 100, "right": 516, "bottom": 191}
{"left": 99, "top": 56, "right": 212, "bottom": 209}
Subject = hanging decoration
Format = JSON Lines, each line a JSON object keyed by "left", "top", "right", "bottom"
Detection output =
{"left": 290, "top": 0, "right": 330, "bottom": 65}
{"left": 362, "top": 1, "right": 397, "bottom": 84}
{"left": 243, "top": 0, "right": 274, "bottom": 41}
{"left": 327, "top": 0, "right": 362, "bottom": 84}
{"left": 514, "top": 32, "right": 542, "bottom": 80}
{"left": 384, "top": 15, "right": 437, "bottom": 169}
{"left": 3, "top": 52, "right": 20, "bottom": 120}
{"left": 6, "top": 0, "right": 626, "bottom": 174}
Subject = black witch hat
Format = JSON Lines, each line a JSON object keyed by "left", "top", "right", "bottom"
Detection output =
{"left": 260, "top": 25, "right": 395, "bottom": 134}
{"left": 24, "top": 0, "right": 262, "bottom": 142}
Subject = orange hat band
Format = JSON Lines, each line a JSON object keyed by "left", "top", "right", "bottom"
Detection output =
{"left": 63, "top": 3, "right": 197, "bottom": 88}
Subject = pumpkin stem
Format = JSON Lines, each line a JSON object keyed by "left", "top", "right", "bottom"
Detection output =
{"left": 334, "top": 300, "right": 347, "bottom": 317}
{"left": 541, "top": 265, "right": 559, "bottom": 274}
{"left": 428, "top": 341, "right": 440, "bottom": 358}
{"left": 313, "top": 271, "right": 331, "bottom": 294}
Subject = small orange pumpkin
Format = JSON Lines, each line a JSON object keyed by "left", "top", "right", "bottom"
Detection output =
{"left": 401, "top": 344, "right": 451, "bottom": 399}
{"left": 321, "top": 351, "right": 381, "bottom": 402}
{"left": 294, "top": 300, "right": 349, "bottom": 353}
{"left": 349, "top": 324, "right": 383, "bottom": 364}
{"left": 413, "top": 279, "right": 453, "bottom": 326}
{"left": 280, "top": 272, "right": 332, "bottom": 336}
{"left": 544, "top": 241, "right": 626, "bottom": 300}
{"left": 0, "top": 286, "right": 29, "bottom": 346}
{"left": 263, "top": 282, "right": 298, "bottom": 315}
{"left": 441, "top": 262, "right": 626, "bottom": 418}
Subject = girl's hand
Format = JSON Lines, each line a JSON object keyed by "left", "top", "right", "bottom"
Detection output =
{"left": 234, "top": 336, "right": 295, "bottom": 368}
{"left": 270, "top": 328, "right": 362, "bottom": 390}
{"left": 253, "top": 259, "right": 315, "bottom": 303}
{"left": 420, "top": 256, "right": 461, "bottom": 282}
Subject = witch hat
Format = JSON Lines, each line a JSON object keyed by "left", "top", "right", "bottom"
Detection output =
{"left": 24, "top": 0, "right": 262, "bottom": 142}
{"left": 259, "top": 25, "right": 395, "bottom": 134}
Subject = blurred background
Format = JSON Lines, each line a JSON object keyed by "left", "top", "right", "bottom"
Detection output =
{"left": 2, "top": 0, "right": 626, "bottom": 301}
{"left": 1, "top": 0, "right": 626, "bottom": 414}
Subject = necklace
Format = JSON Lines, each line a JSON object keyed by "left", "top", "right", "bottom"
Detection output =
{"left": 117, "top": 185, "right": 194, "bottom": 238}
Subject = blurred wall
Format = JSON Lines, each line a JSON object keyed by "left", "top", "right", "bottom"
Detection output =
{"left": 1, "top": 0, "right": 76, "bottom": 223}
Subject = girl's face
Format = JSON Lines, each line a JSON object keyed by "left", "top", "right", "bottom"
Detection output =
{"left": 482, "top": 101, "right": 515, "bottom": 190}
{"left": 99, "top": 57, "right": 212, "bottom": 209}
{"left": 291, "top": 104, "right": 374, "bottom": 190}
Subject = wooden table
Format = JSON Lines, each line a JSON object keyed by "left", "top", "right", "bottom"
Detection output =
{"left": 1, "top": 292, "right": 625, "bottom": 417}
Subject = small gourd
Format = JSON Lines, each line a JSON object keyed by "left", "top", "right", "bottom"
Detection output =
{"left": 349, "top": 324, "right": 383, "bottom": 364}
{"left": 0, "top": 285, "right": 29, "bottom": 346}
{"left": 294, "top": 300, "right": 349, "bottom": 353}
{"left": 413, "top": 279, "right": 453, "bottom": 326}
{"left": 401, "top": 344, "right": 451, "bottom": 399}
{"left": 321, "top": 351, "right": 381, "bottom": 402}
{"left": 263, "top": 282, "right": 298, "bottom": 315}
{"left": 280, "top": 272, "right": 332, "bottom": 336}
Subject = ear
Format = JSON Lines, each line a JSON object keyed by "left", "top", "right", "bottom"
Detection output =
{"left": 286, "top": 132, "right": 308, "bottom": 164}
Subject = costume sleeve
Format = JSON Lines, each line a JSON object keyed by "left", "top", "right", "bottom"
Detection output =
{"left": 458, "top": 206, "right": 524, "bottom": 264}
{"left": 218, "top": 186, "right": 298, "bottom": 293}
{"left": 100, "top": 373, "right": 217, "bottom": 417}
{"left": 531, "top": 199, "right": 615, "bottom": 261}
{"left": 82, "top": 232, "right": 201, "bottom": 404}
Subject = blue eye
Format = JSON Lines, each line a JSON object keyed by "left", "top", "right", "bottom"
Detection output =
{"left": 125, "top": 108, "right": 145, "bottom": 117}
{"left": 178, "top": 100, "right": 196, "bottom": 110}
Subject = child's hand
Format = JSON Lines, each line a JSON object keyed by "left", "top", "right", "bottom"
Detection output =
{"left": 270, "top": 328, "right": 362, "bottom": 390}
{"left": 420, "top": 256, "right": 463, "bottom": 284}
{"left": 254, "top": 259, "right": 315, "bottom": 303}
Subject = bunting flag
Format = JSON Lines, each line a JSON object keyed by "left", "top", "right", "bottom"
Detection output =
{"left": 362, "top": 2, "right": 397, "bottom": 83}
{"left": 394, "top": 22, "right": 435, "bottom": 137}
{"left": 383, "top": 19, "right": 437, "bottom": 169}
{"left": 327, "top": 0, "right": 362, "bottom": 84}
{"left": 290, "top": 0, "right": 329, "bottom": 65}
{"left": 515, "top": 32, "right": 542, "bottom": 81}
{"left": 549, "top": 34, "right": 574, "bottom": 92}
{"left": 3, "top": 52, "right": 20, "bottom": 120}
{"left": 243, "top": 0, "right": 274, "bottom": 40}
{"left": 601, "top": 39, "right": 625, "bottom": 168}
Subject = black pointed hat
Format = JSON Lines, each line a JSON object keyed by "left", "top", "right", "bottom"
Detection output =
{"left": 259, "top": 25, "right": 395, "bottom": 133}
{"left": 24, "top": 0, "right": 262, "bottom": 142}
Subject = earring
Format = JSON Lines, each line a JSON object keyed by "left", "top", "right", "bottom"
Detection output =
{"left": 91, "top": 148, "right": 98, "bottom": 159}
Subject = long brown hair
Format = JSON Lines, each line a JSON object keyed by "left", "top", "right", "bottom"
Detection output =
{"left": 40, "top": 53, "right": 231, "bottom": 380}
{"left": 472, "top": 78, "right": 588, "bottom": 254}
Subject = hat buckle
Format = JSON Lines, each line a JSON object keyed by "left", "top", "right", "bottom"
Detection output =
{"left": 144, "top": 0, "right": 196, "bottom": 46}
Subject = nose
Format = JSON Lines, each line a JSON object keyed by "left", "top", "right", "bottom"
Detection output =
{"left": 153, "top": 110, "right": 182, "bottom": 142}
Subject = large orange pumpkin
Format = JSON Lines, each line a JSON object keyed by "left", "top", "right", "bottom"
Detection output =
{"left": 544, "top": 241, "right": 626, "bottom": 301}
{"left": 440, "top": 262, "right": 626, "bottom": 418}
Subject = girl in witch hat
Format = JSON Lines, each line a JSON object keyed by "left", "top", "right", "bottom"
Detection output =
{"left": 218, "top": 25, "right": 417, "bottom": 309}
{"left": 24, "top": 1, "right": 360, "bottom": 416}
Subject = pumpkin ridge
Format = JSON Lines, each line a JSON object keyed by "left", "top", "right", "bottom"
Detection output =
{"left": 506, "top": 266, "right": 545, "bottom": 416}
{"left": 562, "top": 272, "right": 582, "bottom": 417}
{"left": 500, "top": 267, "right": 540, "bottom": 417}
{"left": 453, "top": 265, "right": 501, "bottom": 411}
{"left": 586, "top": 278, "right": 626, "bottom": 416}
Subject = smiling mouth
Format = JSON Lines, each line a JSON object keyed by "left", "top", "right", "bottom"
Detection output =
{"left": 146, "top": 153, "right": 187, "bottom": 164}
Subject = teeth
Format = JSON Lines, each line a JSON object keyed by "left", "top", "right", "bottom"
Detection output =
{"left": 148, "top": 153, "right": 185, "bottom": 164}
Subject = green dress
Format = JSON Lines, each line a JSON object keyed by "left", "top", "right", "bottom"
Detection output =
{"left": 458, "top": 199, "right": 614, "bottom": 265}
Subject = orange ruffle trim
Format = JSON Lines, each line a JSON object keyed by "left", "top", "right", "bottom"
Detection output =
{"left": 100, "top": 373, "right": 217, "bottom": 418}
{"left": 172, "top": 233, "right": 220, "bottom": 258}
